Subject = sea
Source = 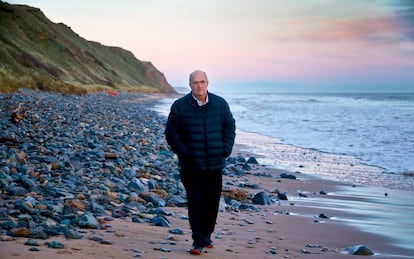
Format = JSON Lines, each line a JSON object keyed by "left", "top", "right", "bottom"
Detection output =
{"left": 153, "top": 88, "right": 414, "bottom": 253}
{"left": 154, "top": 89, "right": 414, "bottom": 190}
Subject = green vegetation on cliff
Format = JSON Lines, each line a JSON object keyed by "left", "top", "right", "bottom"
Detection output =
{"left": 0, "top": 1, "right": 176, "bottom": 94}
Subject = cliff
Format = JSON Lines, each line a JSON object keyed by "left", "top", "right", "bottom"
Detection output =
{"left": 0, "top": 1, "right": 176, "bottom": 94}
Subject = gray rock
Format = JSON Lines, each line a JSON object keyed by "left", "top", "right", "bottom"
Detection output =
{"left": 280, "top": 173, "right": 296, "bottom": 179}
{"left": 29, "top": 227, "right": 49, "bottom": 239}
{"left": 246, "top": 157, "right": 258, "bottom": 164}
{"left": 10, "top": 186, "right": 28, "bottom": 196}
{"left": 166, "top": 195, "right": 187, "bottom": 207}
{"left": 278, "top": 192, "right": 288, "bottom": 200}
{"left": 252, "top": 191, "right": 272, "bottom": 205}
{"left": 132, "top": 215, "right": 146, "bottom": 223}
{"left": 143, "top": 193, "right": 166, "bottom": 207}
{"left": 63, "top": 228, "right": 83, "bottom": 239}
{"left": 47, "top": 240, "right": 64, "bottom": 249}
{"left": 151, "top": 216, "right": 171, "bottom": 227}
{"left": 77, "top": 213, "right": 99, "bottom": 229}
{"left": 342, "top": 244, "right": 375, "bottom": 255}
{"left": 24, "top": 239, "right": 40, "bottom": 246}
{"left": 169, "top": 228, "right": 184, "bottom": 235}
{"left": 319, "top": 213, "right": 330, "bottom": 219}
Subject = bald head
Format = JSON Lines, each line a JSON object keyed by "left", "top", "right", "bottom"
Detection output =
{"left": 189, "top": 70, "right": 209, "bottom": 84}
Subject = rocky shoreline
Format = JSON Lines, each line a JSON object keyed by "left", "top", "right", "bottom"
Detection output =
{"left": 1, "top": 90, "right": 193, "bottom": 229}
{"left": 1, "top": 89, "right": 412, "bottom": 258}
{"left": 0, "top": 90, "right": 288, "bottom": 250}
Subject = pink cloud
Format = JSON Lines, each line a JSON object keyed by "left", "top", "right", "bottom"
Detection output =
{"left": 298, "top": 15, "right": 403, "bottom": 45}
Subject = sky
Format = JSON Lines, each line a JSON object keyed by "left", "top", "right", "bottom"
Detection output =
{"left": 6, "top": 0, "right": 414, "bottom": 93}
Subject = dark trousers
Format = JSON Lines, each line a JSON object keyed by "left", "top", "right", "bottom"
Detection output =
{"left": 180, "top": 168, "right": 223, "bottom": 247}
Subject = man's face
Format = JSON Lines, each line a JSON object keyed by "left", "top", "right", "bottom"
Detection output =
{"left": 190, "top": 72, "right": 208, "bottom": 99}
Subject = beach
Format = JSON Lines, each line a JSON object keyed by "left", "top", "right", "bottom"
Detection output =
{"left": 1, "top": 90, "right": 413, "bottom": 258}
{"left": 1, "top": 155, "right": 412, "bottom": 259}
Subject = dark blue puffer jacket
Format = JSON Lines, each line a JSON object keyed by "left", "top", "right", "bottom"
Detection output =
{"left": 165, "top": 92, "right": 236, "bottom": 171}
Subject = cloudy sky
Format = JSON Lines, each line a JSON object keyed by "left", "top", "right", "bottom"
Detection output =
{"left": 7, "top": 0, "right": 414, "bottom": 92}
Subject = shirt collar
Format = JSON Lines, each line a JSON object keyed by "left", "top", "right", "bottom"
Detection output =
{"left": 192, "top": 93, "right": 209, "bottom": 106}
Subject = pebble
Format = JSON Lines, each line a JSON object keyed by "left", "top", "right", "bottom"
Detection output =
{"left": 46, "top": 240, "right": 64, "bottom": 249}
{"left": 342, "top": 244, "right": 375, "bottom": 255}
{"left": 318, "top": 213, "right": 330, "bottom": 219}
{"left": 267, "top": 247, "right": 278, "bottom": 254}
{"left": 24, "top": 238, "right": 40, "bottom": 246}
{"left": 169, "top": 228, "right": 184, "bottom": 235}
{"left": 153, "top": 247, "right": 171, "bottom": 252}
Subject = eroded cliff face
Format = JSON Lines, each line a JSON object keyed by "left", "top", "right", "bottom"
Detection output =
{"left": 0, "top": 1, "right": 176, "bottom": 94}
{"left": 143, "top": 62, "right": 176, "bottom": 94}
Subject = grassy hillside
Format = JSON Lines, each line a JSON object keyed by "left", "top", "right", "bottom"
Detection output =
{"left": 0, "top": 1, "right": 176, "bottom": 94}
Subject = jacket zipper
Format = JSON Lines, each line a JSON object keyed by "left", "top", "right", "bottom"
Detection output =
{"left": 201, "top": 109, "right": 209, "bottom": 171}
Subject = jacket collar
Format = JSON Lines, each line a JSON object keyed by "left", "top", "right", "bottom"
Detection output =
{"left": 192, "top": 92, "right": 209, "bottom": 106}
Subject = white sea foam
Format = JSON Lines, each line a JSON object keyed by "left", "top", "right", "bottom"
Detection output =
{"left": 153, "top": 92, "right": 414, "bottom": 190}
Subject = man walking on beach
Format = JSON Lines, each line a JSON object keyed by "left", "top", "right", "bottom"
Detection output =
{"left": 165, "top": 70, "right": 236, "bottom": 255}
